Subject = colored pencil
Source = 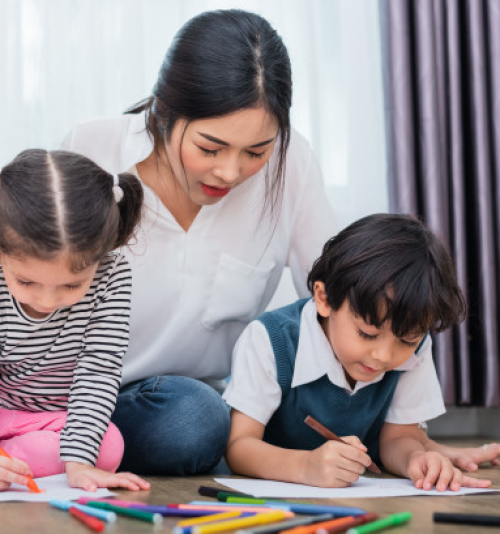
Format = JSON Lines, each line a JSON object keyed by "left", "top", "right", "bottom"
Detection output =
{"left": 305, "top": 416, "right": 381, "bottom": 474}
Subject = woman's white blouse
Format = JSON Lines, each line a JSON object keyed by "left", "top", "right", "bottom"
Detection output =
{"left": 62, "top": 111, "right": 336, "bottom": 385}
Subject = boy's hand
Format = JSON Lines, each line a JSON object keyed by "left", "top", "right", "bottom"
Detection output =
{"left": 65, "top": 462, "right": 150, "bottom": 492}
{"left": 0, "top": 456, "right": 33, "bottom": 492}
{"left": 407, "top": 451, "right": 492, "bottom": 491}
{"left": 303, "top": 435, "right": 372, "bottom": 488}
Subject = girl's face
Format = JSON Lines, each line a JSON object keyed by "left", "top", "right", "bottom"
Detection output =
{"left": 164, "top": 106, "right": 278, "bottom": 206}
{"left": 313, "top": 282, "right": 425, "bottom": 388}
{"left": 1, "top": 254, "right": 98, "bottom": 319}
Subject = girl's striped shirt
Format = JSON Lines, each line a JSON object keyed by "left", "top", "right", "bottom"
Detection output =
{"left": 0, "top": 252, "right": 130, "bottom": 465}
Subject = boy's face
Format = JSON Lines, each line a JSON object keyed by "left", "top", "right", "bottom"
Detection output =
{"left": 313, "top": 282, "right": 425, "bottom": 388}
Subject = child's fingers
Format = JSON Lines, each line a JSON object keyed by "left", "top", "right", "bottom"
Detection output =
{"left": 434, "top": 465, "right": 460, "bottom": 492}
{"left": 461, "top": 475, "right": 492, "bottom": 489}
{"left": 105, "top": 473, "right": 144, "bottom": 491}
{"left": 323, "top": 441, "right": 371, "bottom": 472}
{"left": 340, "top": 436, "right": 367, "bottom": 451}
{"left": 0, "top": 467, "right": 33, "bottom": 489}
{"left": 0, "top": 457, "right": 32, "bottom": 476}
{"left": 407, "top": 461, "right": 425, "bottom": 489}
{"left": 421, "top": 459, "right": 444, "bottom": 491}
{"left": 115, "top": 472, "right": 151, "bottom": 490}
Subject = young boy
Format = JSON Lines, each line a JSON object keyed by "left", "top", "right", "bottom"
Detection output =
{"left": 224, "top": 214, "right": 498, "bottom": 491}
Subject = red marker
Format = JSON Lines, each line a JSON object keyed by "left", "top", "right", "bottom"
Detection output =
{"left": 69, "top": 507, "right": 106, "bottom": 532}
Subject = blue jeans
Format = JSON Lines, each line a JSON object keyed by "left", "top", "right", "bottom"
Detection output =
{"left": 111, "top": 375, "right": 230, "bottom": 475}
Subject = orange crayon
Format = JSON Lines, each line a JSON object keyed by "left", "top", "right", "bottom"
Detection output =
{"left": 0, "top": 446, "right": 43, "bottom": 493}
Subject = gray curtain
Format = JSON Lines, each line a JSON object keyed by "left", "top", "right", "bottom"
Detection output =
{"left": 380, "top": 0, "right": 500, "bottom": 406}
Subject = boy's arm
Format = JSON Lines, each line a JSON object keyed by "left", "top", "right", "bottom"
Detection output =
{"left": 225, "top": 409, "right": 372, "bottom": 488}
{"left": 380, "top": 422, "right": 492, "bottom": 491}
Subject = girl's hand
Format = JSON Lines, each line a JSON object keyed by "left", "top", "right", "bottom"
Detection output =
{"left": 65, "top": 462, "right": 151, "bottom": 492}
{"left": 0, "top": 456, "right": 33, "bottom": 492}
{"left": 301, "top": 435, "right": 372, "bottom": 488}
{"left": 407, "top": 451, "right": 492, "bottom": 491}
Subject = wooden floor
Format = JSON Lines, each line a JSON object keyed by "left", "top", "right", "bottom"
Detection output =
{"left": 2, "top": 438, "right": 500, "bottom": 533}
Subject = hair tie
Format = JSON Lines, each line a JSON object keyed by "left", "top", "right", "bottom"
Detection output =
{"left": 112, "top": 174, "right": 124, "bottom": 203}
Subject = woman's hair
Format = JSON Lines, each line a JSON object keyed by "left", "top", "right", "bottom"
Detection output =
{"left": 127, "top": 9, "right": 292, "bottom": 214}
{"left": 307, "top": 213, "right": 466, "bottom": 337}
{"left": 0, "top": 149, "right": 143, "bottom": 271}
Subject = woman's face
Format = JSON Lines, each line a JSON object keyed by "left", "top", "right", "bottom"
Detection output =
{"left": 164, "top": 106, "right": 278, "bottom": 206}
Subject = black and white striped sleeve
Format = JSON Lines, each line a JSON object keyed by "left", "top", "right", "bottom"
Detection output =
{"left": 59, "top": 255, "right": 131, "bottom": 465}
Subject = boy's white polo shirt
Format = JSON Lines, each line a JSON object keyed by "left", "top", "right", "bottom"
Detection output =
{"left": 223, "top": 299, "right": 445, "bottom": 426}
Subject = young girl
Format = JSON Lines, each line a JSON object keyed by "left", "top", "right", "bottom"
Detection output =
{"left": 0, "top": 149, "right": 150, "bottom": 492}
{"left": 224, "top": 214, "right": 499, "bottom": 491}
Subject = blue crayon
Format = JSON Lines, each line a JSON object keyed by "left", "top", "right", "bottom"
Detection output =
{"left": 131, "top": 505, "right": 222, "bottom": 517}
{"left": 50, "top": 499, "right": 117, "bottom": 522}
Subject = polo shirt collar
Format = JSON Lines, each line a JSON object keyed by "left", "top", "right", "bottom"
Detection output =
{"left": 291, "top": 298, "right": 421, "bottom": 393}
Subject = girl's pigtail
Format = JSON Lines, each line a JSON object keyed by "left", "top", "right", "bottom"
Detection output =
{"left": 112, "top": 173, "right": 144, "bottom": 248}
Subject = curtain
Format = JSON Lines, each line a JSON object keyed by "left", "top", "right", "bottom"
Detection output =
{"left": 380, "top": 0, "right": 500, "bottom": 406}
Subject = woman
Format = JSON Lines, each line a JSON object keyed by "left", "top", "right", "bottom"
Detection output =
{"left": 61, "top": 9, "right": 336, "bottom": 475}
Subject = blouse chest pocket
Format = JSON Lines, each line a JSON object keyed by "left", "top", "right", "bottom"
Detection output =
{"left": 201, "top": 254, "right": 276, "bottom": 331}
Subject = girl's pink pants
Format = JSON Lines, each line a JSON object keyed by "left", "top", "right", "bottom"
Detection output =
{"left": 0, "top": 408, "right": 124, "bottom": 478}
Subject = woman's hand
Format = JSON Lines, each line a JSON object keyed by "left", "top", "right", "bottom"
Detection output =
{"left": 424, "top": 440, "right": 500, "bottom": 472}
{"left": 301, "top": 436, "right": 371, "bottom": 488}
{"left": 65, "top": 462, "right": 151, "bottom": 492}
{"left": 0, "top": 456, "right": 33, "bottom": 492}
{"left": 407, "top": 450, "right": 492, "bottom": 491}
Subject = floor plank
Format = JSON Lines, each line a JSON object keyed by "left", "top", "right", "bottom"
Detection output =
{"left": 1, "top": 438, "right": 499, "bottom": 533}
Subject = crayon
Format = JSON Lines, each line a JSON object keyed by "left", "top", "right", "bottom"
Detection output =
{"left": 434, "top": 512, "right": 500, "bottom": 527}
{"left": 177, "top": 511, "right": 251, "bottom": 527}
{"left": 78, "top": 497, "right": 146, "bottom": 506}
{"left": 0, "top": 446, "right": 43, "bottom": 493}
{"left": 305, "top": 416, "right": 381, "bottom": 474}
{"left": 222, "top": 498, "right": 367, "bottom": 517}
{"left": 199, "top": 485, "right": 250, "bottom": 499}
{"left": 180, "top": 503, "right": 295, "bottom": 517}
{"left": 50, "top": 499, "right": 117, "bottom": 522}
{"left": 174, "top": 511, "right": 255, "bottom": 534}
{"left": 287, "top": 513, "right": 378, "bottom": 534}
{"left": 346, "top": 512, "right": 411, "bottom": 534}
{"left": 85, "top": 501, "right": 163, "bottom": 524}
{"left": 192, "top": 511, "right": 288, "bottom": 534}
{"left": 69, "top": 507, "right": 105, "bottom": 532}
{"left": 236, "top": 513, "right": 334, "bottom": 534}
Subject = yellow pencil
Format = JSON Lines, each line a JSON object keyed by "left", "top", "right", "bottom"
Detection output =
{"left": 177, "top": 511, "right": 244, "bottom": 528}
{"left": 192, "top": 511, "right": 288, "bottom": 534}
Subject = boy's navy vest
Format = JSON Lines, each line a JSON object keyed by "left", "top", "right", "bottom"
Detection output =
{"left": 259, "top": 298, "right": 401, "bottom": 464}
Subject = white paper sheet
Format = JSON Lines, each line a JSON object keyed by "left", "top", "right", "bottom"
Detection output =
{"left": 215, "top": 476, "right": 499, "bottom": 499}
{"left": 0, "top": 474, "right": 115, "bottom": 502}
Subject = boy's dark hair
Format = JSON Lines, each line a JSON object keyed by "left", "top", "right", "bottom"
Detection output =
{"left": 0, "top": 149, "right": 143, "bottom": 271}
{"left": 307, "top": 213, "right": 466, "bottom": 337}
{"left": 126, "top": 9, "right": 292, "bottom": 218}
